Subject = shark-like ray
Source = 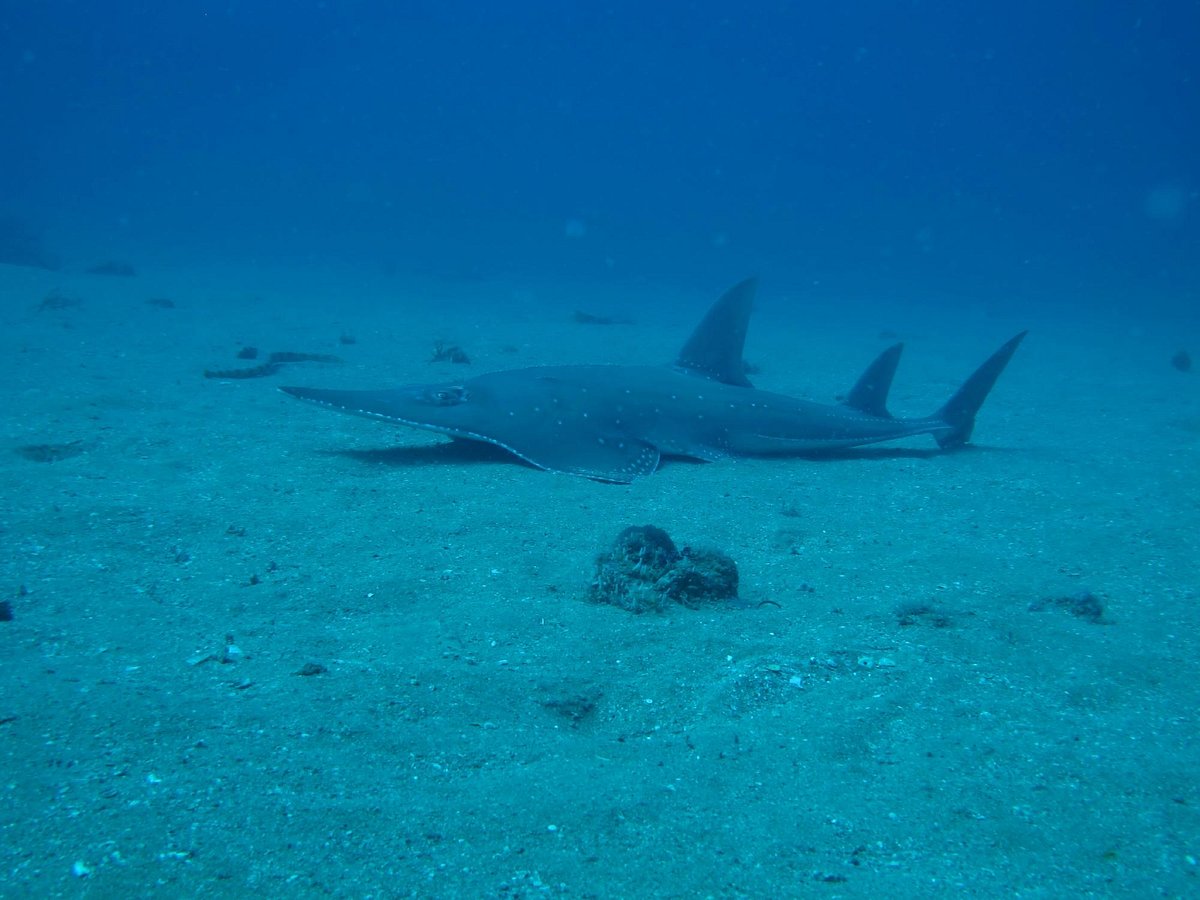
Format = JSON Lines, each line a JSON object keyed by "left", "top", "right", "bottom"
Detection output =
{"left": 282, "top": 279, "right": 1025, "bottom": 482}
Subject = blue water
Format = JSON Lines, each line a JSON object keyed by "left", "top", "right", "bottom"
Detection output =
{"left": 3, "top": 2, "right": 1196, "bottom": 316}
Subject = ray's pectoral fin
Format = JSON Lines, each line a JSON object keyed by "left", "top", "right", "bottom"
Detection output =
{"left": 282, "top": 382, "right": 659, "bottom": 482}
{"left": 505, "top": 430, "right": 660, "bottom": 483}
{"left": 279, "top": 384, "right": 470, "bottom": 423}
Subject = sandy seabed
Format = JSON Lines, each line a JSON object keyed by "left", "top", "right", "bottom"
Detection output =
{"left": 1, "top": 261, "right": 1197, "bottom": 898}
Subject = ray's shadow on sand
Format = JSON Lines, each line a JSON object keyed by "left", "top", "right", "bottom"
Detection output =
{"left": 318, "top": 438, "right": 1016, "bottom": 476}
{"left": 320, "top": 439, "right": 519, "bottom": 469}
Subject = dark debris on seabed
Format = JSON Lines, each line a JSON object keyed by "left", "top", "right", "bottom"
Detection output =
{"left": 203, "top": 350, "right": 342, "bottom": 380}
{"left": 588, "top": 525, "right": 739, "bottom": 613}
{"left": 430, "top": 340, "right": 470, "bottom": 364}
{"left": 1028, "top": 590, "right": 1108, "bottom": 624}
{"left": 14, "top": 440, "right": 88, "bottom": 463}
{"left": 35, "top": 290, "right": 82, "bottom": 312}
{"left": 85, "top": 260, "right": 137, "bottom": 277}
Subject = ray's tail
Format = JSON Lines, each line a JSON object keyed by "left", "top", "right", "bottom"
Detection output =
{"left": 932, "top": 331, "right": 1027, "bottom": 448}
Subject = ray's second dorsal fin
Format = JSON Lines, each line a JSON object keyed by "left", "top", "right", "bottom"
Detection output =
{"left": 843, "top": 343, "right": 903, "bottom": 418}
{"left": 673, "top": 277, "right": 758, "bottom": 386}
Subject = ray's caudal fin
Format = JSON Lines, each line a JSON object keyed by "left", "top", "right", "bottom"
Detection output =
{"left": 933, "top": 331, "right": 1027, "bottom": 448}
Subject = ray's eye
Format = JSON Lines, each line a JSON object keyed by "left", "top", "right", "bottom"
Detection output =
{"left": 431, "top": 386, "right": 468, "bottom": 406}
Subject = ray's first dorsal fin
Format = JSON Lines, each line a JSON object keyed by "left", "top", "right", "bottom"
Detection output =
{"left": 843, "top": 343, "right": 903, "bottom": 418}
{"left": 673, "top": 277, "right": 758, "bottom": 386}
